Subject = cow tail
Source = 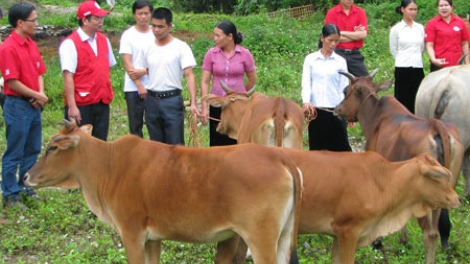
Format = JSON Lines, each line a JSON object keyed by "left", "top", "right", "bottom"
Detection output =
{"left": 428, "top": 75, "right": 451, "bottom": 119}
{"left": 432, "top": 119, "right": 451, "bottom": 169}
{"left": 283, "top": 156, "right": 302, "bottom": 264}
{"left": 275, "top": 98, "right": 286, "bottom": 147}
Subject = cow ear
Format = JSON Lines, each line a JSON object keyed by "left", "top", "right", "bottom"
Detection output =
{"left": 80, "top": 124, "right": 93, "bottom": 135}
{"left": 202, "top": 94, "right": 229, "bottom": 108}
{"left": 418, "top": 154, "right": 451, "bottom": 181}
{"left": 52, "top": 135, "right": 80, "bottom": 150}
{"left": 376, "top": 79, "right": 394, "bottom": 92}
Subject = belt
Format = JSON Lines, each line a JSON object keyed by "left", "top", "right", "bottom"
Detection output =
{"left": 6, "top": 95, "right": 31, "bottom": 101}
{"left": 147, "top": 89, "right": 181, "bottom": 99}
{"left": 335, "top": 48, "right": 360, "bottom": 55}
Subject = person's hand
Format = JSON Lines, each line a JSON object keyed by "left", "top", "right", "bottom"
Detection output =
{"left": 303, "top": 103, "right": 316, "bottom": 119}
{"left": 190, "top": 104, "right": 200, "bottom": 120}
{"left": 354, "top": 25, "right": 366, "bottom": 32}
{"left": 30, "top": 92, "right": 48, "bottom": 109}
{"left": 67, "top": 105, "right": 82, "bottom": 125}
{"left": 200, "top": 107, "right": 209, "bottom": 125}
{"left": 431, "top": 58, "right": 448, "bottom": 67}
{"left": 137, "top": 85, "right": 147, "bottom": 99}
{"left": 348, "top": 122, "right": 356, "bottom": 128}
{"left": 128, "top": 68, "right": 147, "bottom": 81}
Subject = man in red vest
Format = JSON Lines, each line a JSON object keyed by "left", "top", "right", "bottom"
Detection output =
{"left": 59, "top": 1, "right": 116, "bottom": 141}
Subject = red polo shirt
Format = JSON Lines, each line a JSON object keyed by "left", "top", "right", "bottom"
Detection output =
{"left": 0, "top": 30, "right": 47, "bottom": 96}
{"left": 425, "top": 14, "right": 470, "bottom": 67}
{"left": 325, "top": 4, "right": 368, "bottom": 50}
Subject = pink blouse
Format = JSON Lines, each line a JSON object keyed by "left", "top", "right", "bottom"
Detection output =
{"left": 202, "top": 45, "right": 256, "bottom": 96}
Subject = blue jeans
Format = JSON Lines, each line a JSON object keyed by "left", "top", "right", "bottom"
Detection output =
{"left": 1, "top": 97, "right": 42, "bottom": 199}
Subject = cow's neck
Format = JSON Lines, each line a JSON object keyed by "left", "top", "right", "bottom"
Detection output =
{"left": 357, "top": 94, "right": 381, "bottom": 139}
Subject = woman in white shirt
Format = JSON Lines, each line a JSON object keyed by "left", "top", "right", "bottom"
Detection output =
{"left": 301, "top": 24, "right": 352, "bottom": 151}
{"left": 389, "top": 0, "right": 424, "bottom": 113}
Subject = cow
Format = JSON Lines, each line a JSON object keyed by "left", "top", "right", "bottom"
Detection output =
{"left": 217, "top": 150, "right": 460, "bottom": 264}
{"left": 24, "top": 120, "right": 303, "bottom": 264}
{"left": 202, "top": 82, "right": 304, "bottom": 149}
{"left": 415, "top": 64, "right": 470, "bottom": 197}
{"left": 334, "top": 69, "right": 464, "bottom": 264}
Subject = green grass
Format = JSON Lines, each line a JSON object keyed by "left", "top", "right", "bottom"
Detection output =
{"left": 1, "top": 0, "right": 470, "bottom": 263}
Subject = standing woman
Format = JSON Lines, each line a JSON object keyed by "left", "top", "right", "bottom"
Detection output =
{"left": 389, "top": 0, "right": 424, "bottom": 113}
{"left": 201, "top": 20, "right": 257, "bottom": 147}
{"left": 425, "top": 0, "right": 470, "bottom": 71}
{"left": 301, "top": 24, "right": 352, "bottom": 151}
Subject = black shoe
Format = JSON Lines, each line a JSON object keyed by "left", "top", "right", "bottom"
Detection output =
{"left": 3, "top": 196, "right": 28, "bottom": 210}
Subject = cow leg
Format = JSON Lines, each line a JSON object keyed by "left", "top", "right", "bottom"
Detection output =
{"left": 335, "top": 232, "right": 358, "bottom": 264}
{"left": 400, "top": 225, "right": 409, "bottom": 244}
{"left": 144, "top": 239, "right": 162, "bottom": 263}
{"left": 417, "top": 210, "right": 440, "bottom": 264}
{"left": 243, "top": 234, "right": 278, "bottom": 264}
{"left": 233, "top": 239, "right": 249, "bottom": 264}
{"left": 214, "top": 236, "right": 241, "bottom": 264}
{"left": 462, "top": 153, "right": 470, "bottom": 198}
{"left": 120, "top": 234, "right": 146, "bottom": 264}
{"left": 331, "top": 237, "right": 341, "bottom": 264}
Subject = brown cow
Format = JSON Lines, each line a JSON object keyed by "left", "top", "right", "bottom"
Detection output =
{"left": 219, "top": 150, "right": 460, "bottom": 264}
{"left": 24, "top": 120, "right": 303, "bottom": 264}
{"left": 334, "top": 70, "right": 464, "bottom": 264}
{"left": 203, "top": 82, "right": 304, "bottom": 149}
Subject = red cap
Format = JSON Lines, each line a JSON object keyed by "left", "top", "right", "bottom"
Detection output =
{"left": 77, "top": 1, "right": 110, "bottom": 19}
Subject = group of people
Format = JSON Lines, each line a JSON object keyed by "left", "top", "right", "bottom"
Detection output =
{"left": 0, "top": 0, "right": 469, "bottom": 208}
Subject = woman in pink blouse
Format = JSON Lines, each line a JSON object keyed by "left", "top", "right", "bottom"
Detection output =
{"left": 201, "top": 20, "right": 257, "bottom": 146}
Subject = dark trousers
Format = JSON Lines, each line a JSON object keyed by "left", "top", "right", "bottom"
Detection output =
{"left": 335, "top": 49, "right": 369, "bottom": 77}
{"left": 209, "top": 106, "right": 237, "bottom": 147}
{"left": 430, "top": 64, "right": 442, "bottom": 72}
{"left": 65, "top": 102, "right": 110, "bottom": 141}
{"left": 308, "top": 108, "right": 352, "bottom": 151}
{"left": 144, "top": 94, "right": 185, "bottom": 145}
{"left": 125, "top": 91, "right": 145, "bottom": 138}
{"left": 394, "top": 67, "right": 424, "bottom": 114}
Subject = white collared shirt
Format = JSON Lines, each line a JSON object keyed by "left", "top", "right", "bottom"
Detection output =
{"left": 301, "top": 50, "right": 348, "bottom": 108}
{"left": 59, "top": 27, "right": 116, "bottom": 73}
{"left": 389, "top": 20, "right": 424, "bottom": 68}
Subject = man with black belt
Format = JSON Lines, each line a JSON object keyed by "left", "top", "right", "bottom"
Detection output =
{"left": 0, "top": 3, "right": 48, "bottom": 208}
{"left": 140, "top": 7, "right": 199, "bottom": 144}
{"left": 325, "top": 0, "right": 369, "bottom": 77}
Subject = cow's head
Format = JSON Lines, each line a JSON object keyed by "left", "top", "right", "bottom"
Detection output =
{"left": 24, "top": 120, "right": 93, "bottom": 189}
{"left": 334, "top": 69, "right": 393, "bottom": 122}
{"left": 202, "top": 81, "right": 256, "bottom": 139}
{"left": 413, "top": 154, "right": 460, "bottom": 213}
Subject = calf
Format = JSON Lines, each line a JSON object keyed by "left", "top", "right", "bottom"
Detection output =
{"left": 334, "top": 70, "right": 464, "bottom": 264}
{"left": 24, "top": 120, "right": 302, "bottom": 264}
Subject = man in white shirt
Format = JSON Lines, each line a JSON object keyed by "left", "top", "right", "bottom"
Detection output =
{"left": 119, "top": 0, "right": 154, "bottom": 137}
{"left": 139, "top": 7, "right": 199, "bottom": 145}
{"left": 59, "top": 1, "right": 116, "bottom": 141}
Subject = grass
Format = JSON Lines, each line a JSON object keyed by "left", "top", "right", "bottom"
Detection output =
{"left": 1, "top": 0, "right": 470, "bottom": 263}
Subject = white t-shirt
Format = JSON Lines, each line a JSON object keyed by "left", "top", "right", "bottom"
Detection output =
{"left": 140, "top": 38, "right": 196, "bottom": 92}
{"left": 119, "top": 26, "right": 155, "bottom": 92}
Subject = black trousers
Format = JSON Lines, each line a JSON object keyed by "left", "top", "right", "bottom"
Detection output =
{"left": 65, "top": 101, "right": 110, "bottom": 141}
{"left": 209, "top": 106, "right": 237, "bottom": 147}
{"left": 308, "top": 108, "right": 352, "bottom": 151}
{"left": 394, "top": 67, "right": 424, "bottom": 114}
{"left": 125, "top": 91, "right": 145, "bottom": 138}
{"left": 335, "top": 49, "right": 369, "bottom": 77}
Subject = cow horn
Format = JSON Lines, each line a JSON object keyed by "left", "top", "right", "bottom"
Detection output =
{"left": 220, "top": 81, "right": 231, "bottom": 93}
{"left": 63, "top": 119, "right": 73, "bottom": 130}
{"left": 369, "top": 69, "right": 379, "bottom": 78}
{"left": 338, "top": 71, "right": 355, "bottom": 82}
{"left": 246, "top": 85, "right": 256, "bottom": 96}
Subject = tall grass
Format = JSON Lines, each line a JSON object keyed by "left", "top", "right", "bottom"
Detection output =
{"left": 1, "top": 0, "right": 470, "bottom": 263}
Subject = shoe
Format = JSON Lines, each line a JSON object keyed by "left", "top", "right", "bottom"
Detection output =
{"left": 3, "top": 196, "right": 28, "bottom": 211}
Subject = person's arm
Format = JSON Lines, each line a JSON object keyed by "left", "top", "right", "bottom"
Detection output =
{"left": 425, "top": 42, "right": 448, "bottom": 67}
{"left": 389, "top": 27, "right": 398, "bottom": 59}
{"left": 462, "top": 41, "right": 470, "bottom": 64}
{"left": 122, "top": 53, "right": 147, "bottom": 98}
{"left": 339, "top": 27, "right": 367, "bottom": 42}
{"left": 7, "top": 78, "right": 48, "bottom": 109}
{"left": 184, "top": 67, "right": 200, "bottom": 117}
{"left": 63, "top": 70, "right": 81, "bottom": 124}
{"left": 244, "top": 71, "right": 257, "bottom": 91}
{"left": 301, "top": 56, "right": 314, "bottom": 116}
{"left": 200, "top": 69, "right": 211, "bottom": 124}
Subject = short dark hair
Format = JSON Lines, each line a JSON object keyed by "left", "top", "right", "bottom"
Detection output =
{"left": 152, "top": 7, "right": 172, "bottom": 25}
{"left": 215, "top": 20, "right": 243, "bottom": 45}
{"left": 132, "top": 0, "right": 153, "bottom": 14}
{"left": 8, "top": 3, "right": 36, "bottom": 28}
{"left": 437, "top": 0, "right": 453, "bottom": 7}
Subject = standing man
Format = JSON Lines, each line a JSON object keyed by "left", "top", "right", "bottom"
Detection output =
{"left": 325, "top": 0, "right": 369, "bottom": 77}
{"left": 140, "top": 7, "right": 199, "bottom": 145}
{"left": 59, "top": 1, "right": 116, "bottom": 141}
{"left": 119, "top": 0, "right": 154, "bottom": 138}
{"left": 0, "top": 3, "right": 48, "bottom": 208}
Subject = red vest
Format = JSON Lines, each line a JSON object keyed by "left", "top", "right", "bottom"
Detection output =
{"left": 67, "top": 31, "right": 113, "bottom": 106}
